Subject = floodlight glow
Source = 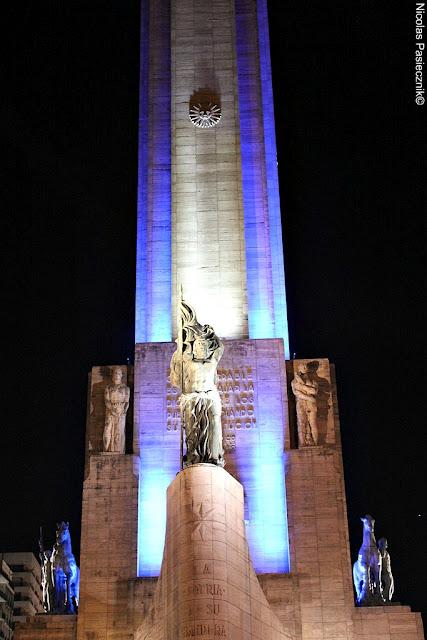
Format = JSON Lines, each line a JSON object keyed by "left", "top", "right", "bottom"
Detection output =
{"left": 136, "top": 0, "right": 291, "bottom": 577}
{"left": 137, "top": 467, "right": 172, "bottom": 577}
{"left": 250, "top": 451, "right": 290, "bottom": 573}
{"left": 235, "top": 0, "right": 290, "bottom": 357}
{"left": 135, "top": 0, "right": 172, "bottom": 343}
{"left": 238, "top": 415, "right": 290, "bottom": 573}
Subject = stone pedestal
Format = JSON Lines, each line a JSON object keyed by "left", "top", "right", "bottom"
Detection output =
{"left": 353, "top": 605, "right": 425, "bottom": 640}
{"left": 76, "top": 453, "right": 139, "bottom": 640}
{"left": 14, "top": 354, "right": 425, "bottom": 640}
{"left": 136, "top": 464, "right": 290, "bottom": 639}
{"left": 285, "top": 446, "right": 355, "bottom": 638}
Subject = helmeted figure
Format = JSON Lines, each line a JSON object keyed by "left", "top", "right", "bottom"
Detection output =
{"left": 353, "top": 514, "right": 383, "bottom": 606}
{"left": 170, "top": 294, "right": 224, "bottom": 468}
{"left": 378, "top": 537, "right": 394, "bottom": 602}
{"left": 51, "top": 521, "right": 80, "bottom": 614}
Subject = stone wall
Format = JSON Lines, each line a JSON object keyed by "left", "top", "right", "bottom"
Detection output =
{"left": 171, "top": 0, "right": 248, "bottom": 339}
{"left": 134, "top": 338, "right": 290, "bottom": 577}
{"left": 15, "top": 351, "right": 424, "bottom": 640}
{"left": 14, "top": 615, "right": 76, "bottom": 640}
{"left": 353, "top": 606, "right": 425, "bottom": 640}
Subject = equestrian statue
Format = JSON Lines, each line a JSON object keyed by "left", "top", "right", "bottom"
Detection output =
{"left": 353, "top": 514, "right": 394, "bottom": 606}
{"left": 51, "top": 521, "right": 80, "bottom": 614}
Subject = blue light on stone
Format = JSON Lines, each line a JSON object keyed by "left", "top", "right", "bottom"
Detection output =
{"left": 137, "top": 467, "right": 172, "bottom": 577}
{"left": 136, "top": 0, "right": 291, "bottom": 578}
{"left": 235, "top": 0, "right": 290, "bottom": 358}
{"left": 135, "top": 0, "right": 172, "bottom": 344}
{"left": 234, "top": 0, "right": 290, "bottom": 573}
{"left": 237, "top": 373, "right": 290, "bottom": 574}
{"left": 250, "top": 448, "right": 290, "bottom": 573}
{"left": 257, "top": 0, "right": 290, "bottom": 353}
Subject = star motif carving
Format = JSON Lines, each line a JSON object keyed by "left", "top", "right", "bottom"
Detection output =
{"left": 191, "top": 502, "right": 215, "bottom": 541}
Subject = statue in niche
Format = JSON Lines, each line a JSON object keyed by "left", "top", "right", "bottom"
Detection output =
{"left": 353, "top": 515, "right": 383, "bottom": 606}
{"left": 378, "top": 537, "right": 394, "bottom": 602}
{"left": 51, "top": 522, "right": 80, "bottom": 614}
{"left": 103, "top": 366, "right": 130, "bottom": 453}
{"left": 291, "top": 362, "right": 319, "bottom": 446}
{"left": 39, "top": 528, "right": 55, "bottom": 613}
{"left": 170, "top": 294, "right": 225, "bottom": 468}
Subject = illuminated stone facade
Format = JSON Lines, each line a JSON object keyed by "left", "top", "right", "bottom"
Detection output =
{"left": 134, "top": 339, "right": 290, "bottom": 578}
{"left": 135, "top": 0, "right": 289, "bottom": 348}
{"left": 14, "top": 0, "right": 425, "bottom": 638}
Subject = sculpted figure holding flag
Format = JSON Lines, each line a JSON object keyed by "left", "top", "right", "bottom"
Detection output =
{"left": 170, "top": 295, "right": 225, "bottom": 468}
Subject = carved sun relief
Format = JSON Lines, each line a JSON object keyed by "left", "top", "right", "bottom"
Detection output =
{"left": 189, "top": 102, "right": 222, "bottom": 128}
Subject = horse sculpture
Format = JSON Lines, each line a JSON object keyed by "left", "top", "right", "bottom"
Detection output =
{"left": 51, "top": 521, "right": 80, "bottom": 614}
{"left": 353, "top": 514, "right": 383, "bottom": 605}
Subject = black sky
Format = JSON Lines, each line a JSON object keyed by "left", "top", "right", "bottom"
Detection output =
{"left": 2, "top": 0, "right": 426, "bottom": 624}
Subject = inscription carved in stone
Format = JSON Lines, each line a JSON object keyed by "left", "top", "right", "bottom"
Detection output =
{"left": 218, "top": 367, "right": 256, "bottom": 431}
{"left": 185, "top": 583, "right": 226, "bottom": 597}
{"left": 223, "top": 433, "right": 236, "bottom": 452}
{"left": 166, "top": 380, "right": 180, "bottom": 431}
{"left": 187, "top": 603, "right": 221, "bottom": 618}
{"left": 183, "top": 623, "right": 226, "bottom": 638}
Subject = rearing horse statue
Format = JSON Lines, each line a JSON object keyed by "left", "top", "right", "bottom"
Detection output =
{"left": 353, "top": 514, "right": 383, "bottom": 605}
{"left": 51, "top": 521, "right": 80, "bottom": 614}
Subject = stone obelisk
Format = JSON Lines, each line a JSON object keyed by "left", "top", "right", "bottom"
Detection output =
{"left": 135, "top": 0, "right": 289, "bottom": 348}
{"left": 134, "top": 0, "right": 291, "bottom": 588}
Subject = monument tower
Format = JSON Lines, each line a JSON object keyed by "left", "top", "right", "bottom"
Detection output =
{"left": 14, "top": 1, "right": 425, "bottom": 639}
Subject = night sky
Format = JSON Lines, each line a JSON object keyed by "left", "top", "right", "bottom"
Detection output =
{"left": 2, "top": 0, "right": 425, "bottom": 625}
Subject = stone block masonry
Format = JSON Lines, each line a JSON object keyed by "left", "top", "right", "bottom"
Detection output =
{"left": 135, "top": 464, "right": 290, "bottom": 639}
{"left": 134, "top": 339, "right": 290, "bottom": 578}
{"left": 76, "top": 454, "right": 139, "bottom": 640}
{"left": 13, "top": 615, "right": 76, "bottom": 640}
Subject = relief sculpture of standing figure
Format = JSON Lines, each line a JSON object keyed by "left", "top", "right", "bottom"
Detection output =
{"left": 39, "top": 528, "right": 55, "bottom": 613}
{"left": 378, "top": 537, "right": 394, "bottom": 602}
{"left": 170, "top": 294, "right": 225, "bottom": 468}
{"left": 103, "top": 366, "right": 130, "bottom": 453}
{"left": 291, "top": 362, "right": 319, "bottom": 446}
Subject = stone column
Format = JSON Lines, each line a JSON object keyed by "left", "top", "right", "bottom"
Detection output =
{"left": 285, "top": 361, "right": 355, "bottom": 639}
{"left": 77, "top": 454, "right": 139, "bottom": 640}
{"left": 137, "top": 464, "right": 290, "bottom": 639}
